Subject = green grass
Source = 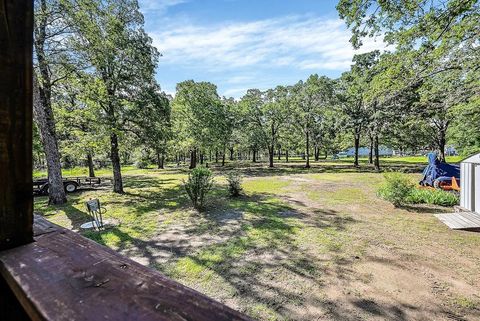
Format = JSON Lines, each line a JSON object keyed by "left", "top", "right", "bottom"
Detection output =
{"left": 242, "top": 178, "right": 291, "bottom": 194}
{"left": 34, "top": 171, "right": 188, "bottom": 248}
{"left": 408, "top": 188, "right": 459, "bottom": 206}
{"left": 453, "top": 295, "right": 477, "bottom": 310}
{"left": 380, "top": 155, "right": 463, "bottom": 164}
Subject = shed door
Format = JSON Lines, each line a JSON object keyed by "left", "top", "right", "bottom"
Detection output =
{"left": 475, "top": 165, "right": 480, "bottom": 213}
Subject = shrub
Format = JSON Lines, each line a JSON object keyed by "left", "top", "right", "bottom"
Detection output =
{"left": 407, "top": 188, "right": 459, "bottom": 207}
{"left": 133, "top": 150, "right": 150, "bottom": 169}
{"left": 134, "top": 159, "right": 149, "bottom": 169}
{"left": 184, "top": 167, "right": 214, "bottom": 211}
{"left": 226, "top": 171, "right": 243, "bottom": 197}
{"left": 377, "top": 172, "right": 415, "bottom": 207}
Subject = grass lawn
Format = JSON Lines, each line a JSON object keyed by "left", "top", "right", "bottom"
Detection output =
{"left": 34, "top": 161, "right": 480, "bottom": 321}
{"left": 32, "top": 155, "right": 464, "bottom": 178}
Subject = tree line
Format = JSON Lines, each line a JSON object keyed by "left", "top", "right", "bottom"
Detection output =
{"left": 33, "top": 0, "right": 479, "bottom": 205}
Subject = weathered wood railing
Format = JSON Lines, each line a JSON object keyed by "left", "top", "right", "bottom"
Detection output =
{"left": 0, "top": 1, "right": 252, "bottom": 320}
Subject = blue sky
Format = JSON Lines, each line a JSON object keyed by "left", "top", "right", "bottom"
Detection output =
{"left": 139, "top": 0, "right": 385, "bottom": 98}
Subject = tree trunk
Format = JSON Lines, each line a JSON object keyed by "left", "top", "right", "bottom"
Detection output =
{"left": 110, "top": 133, "right": 124, "bottom": 193}
{"left": 252, "top": 149, "right": 257, "bottom": 163}
{"left": 277, "top": 148, "right": 281, "bottom": 160}
{"left": 229, "top": 147, "right": 234, "bottom": 161}
{"left": 156, "top": 151, "right": 164, "bottom": 169}
{"left": 269, "top": 123, "right": 276, "bottom": 167}
{"left": 314, "top": 146, "right": 320, "bottom": 161}
{"left": 374, "top": 135, "right": 380, "bottom": 171}
{"left": 268, "top": 145, "right": 274, "bottom": 168}
{"left": 33, "top": 5, "right": 67, "bottom": 205}
{"left": 305, "top": 131, "right": 310, "bottom": 168}
{"left": 215, "top": 150, "right": 219, "bottom": 163}
{"left": 286, "top": 150, "right": 289, "bottom": 163}
{"left": 87, "top": 153, "right": 95, "bottom": 177}
{"left": 354, "top": 129, "right": 360, "bottom": 167}
{"left": 437, "top": 129, "right": 447, "bottom": 162}
{"left": 189, "top": 148, "right": 197, "bottom": 169}
{"left": 222, "top": 147, "right": 226, "bottom": 166}
{"left": 200, "top": 152, "right": 204, "bottom": 165}
{"left": 33, "top": 75, "right": 67, "bottom": 205}
{"left": 368, "top": 135, "right": 373, "bottom": 164}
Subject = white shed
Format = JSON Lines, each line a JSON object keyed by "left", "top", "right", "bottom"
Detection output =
{"left": 460, "top": 153, "right": 480, "bottom": 213}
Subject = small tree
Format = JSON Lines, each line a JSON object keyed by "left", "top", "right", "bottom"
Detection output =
{"left": 377, "top": 172, "right": 414, "bottom": 207}
{"left": 184, "top": 167, "right": 214, "bottom": 211}
{"left": 226, "top": 172, "right": 243, "bottom": 197}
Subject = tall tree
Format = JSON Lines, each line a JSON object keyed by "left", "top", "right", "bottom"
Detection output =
{"left": 172, "top": 81, "right": 224, "bottom": 169}
{"left": 415, "top": 70, "right": 471, "bottom": 161}
{"left": 33, "top": 0, "right": 69, "bottom": 204}
{"left": 55, "top": 75, "right": 108, "bottom": 177}
{"left": 240, "top": 87, "right": 289, "bottom": 168}
{"left": 293, "top": 75, "right": 333, "bottom": 168}
{"left": 337, "top": 51, "right": 381, "bottom": 167}
{"left": 63, "top": 0, "right": 159, "bottom": 193}
{"left": 134, "top": 84, "right": 171, "bottom": 169}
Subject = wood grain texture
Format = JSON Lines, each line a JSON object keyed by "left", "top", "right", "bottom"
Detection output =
{"left": 435, "top": 212, "right": 480, "bottom": 231}
{"left": 0, "top": 0, "right": 34, "bottom": 250}
{"left": 0, "top": 215, "right": 254, "bottom": 321}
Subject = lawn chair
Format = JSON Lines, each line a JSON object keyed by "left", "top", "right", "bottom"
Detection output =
{"left": 81, "top": 199, "right": 106, "bottom": 230}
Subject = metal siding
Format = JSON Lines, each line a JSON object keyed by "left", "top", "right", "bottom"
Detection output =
{"left": 460, "top": 163, "right": 470, "bottom": 210}
{"left": 475, "top": 165, "right": 480, "bottom": 213}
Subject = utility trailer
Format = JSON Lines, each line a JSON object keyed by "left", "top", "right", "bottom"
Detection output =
{"left": 33, "top": 177, "right": 102, "bottom": 195}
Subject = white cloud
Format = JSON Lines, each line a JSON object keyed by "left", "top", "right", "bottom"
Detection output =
{"left": 138, "top": 0, "right": 187, "bottom": 13}
{"left": 150, "top": 15, "right": 387, "bottom": 72}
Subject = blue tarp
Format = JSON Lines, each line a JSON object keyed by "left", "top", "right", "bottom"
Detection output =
{"left": 420, "top": 152, "right": 460, "bottom": 186}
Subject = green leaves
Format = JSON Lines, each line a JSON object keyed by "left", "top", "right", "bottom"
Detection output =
{"left": 172, "top": 80, "right": 231, "bottom": 154}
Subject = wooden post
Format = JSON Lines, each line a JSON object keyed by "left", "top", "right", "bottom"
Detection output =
{"left": 0, "top": 0, "right": 33, "bottom": 250}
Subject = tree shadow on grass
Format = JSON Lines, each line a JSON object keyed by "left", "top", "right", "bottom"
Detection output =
{"left": 38, "top": 197, "right": 92, "bottom": 231}
{"left": 88, "top": 187, "right": 362, "bottom": 319}
{"left": 207, "top": 161, "right": 424, "bottom": 178}
{"left": 399, "top": 204, "right": 453, "bottom": 214}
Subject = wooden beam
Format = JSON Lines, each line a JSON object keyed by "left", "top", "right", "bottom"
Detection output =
{"left": 0, "top": 273, "right": 30, "bottom": 321}
{"left": 0, "top": 216, "right": 253, "bottom": 321}
{"left": 0, "top": 0, "right": 33, "bottom": 250}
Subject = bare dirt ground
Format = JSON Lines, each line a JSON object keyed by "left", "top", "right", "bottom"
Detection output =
{"left": 275, "top": 174, "right": 480, "bottom": 321}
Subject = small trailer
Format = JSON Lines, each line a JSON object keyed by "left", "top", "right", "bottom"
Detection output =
{"left": 33, "top": 177, "right": 102, "bottom": 195}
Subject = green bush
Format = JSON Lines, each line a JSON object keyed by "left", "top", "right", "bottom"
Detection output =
{"left": 377, "top": 172, "right": 415, "bottom": 207}
{"left": 133, "top": 150, "right": 150, "bottom": 169}
{"left": 184, "top": 167, "right": 214, "bottom": 211}
{"left": 226, "top": 171, "right": 243, "bottom": 197}
{"left": 378, "top": 172, "right": 459, "bottom": 207}
{"left": 407, "top": 188, "right": 459, "bottom": 207}
{"left": 134, "top": 159, "right": 150, "bottom": 169}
